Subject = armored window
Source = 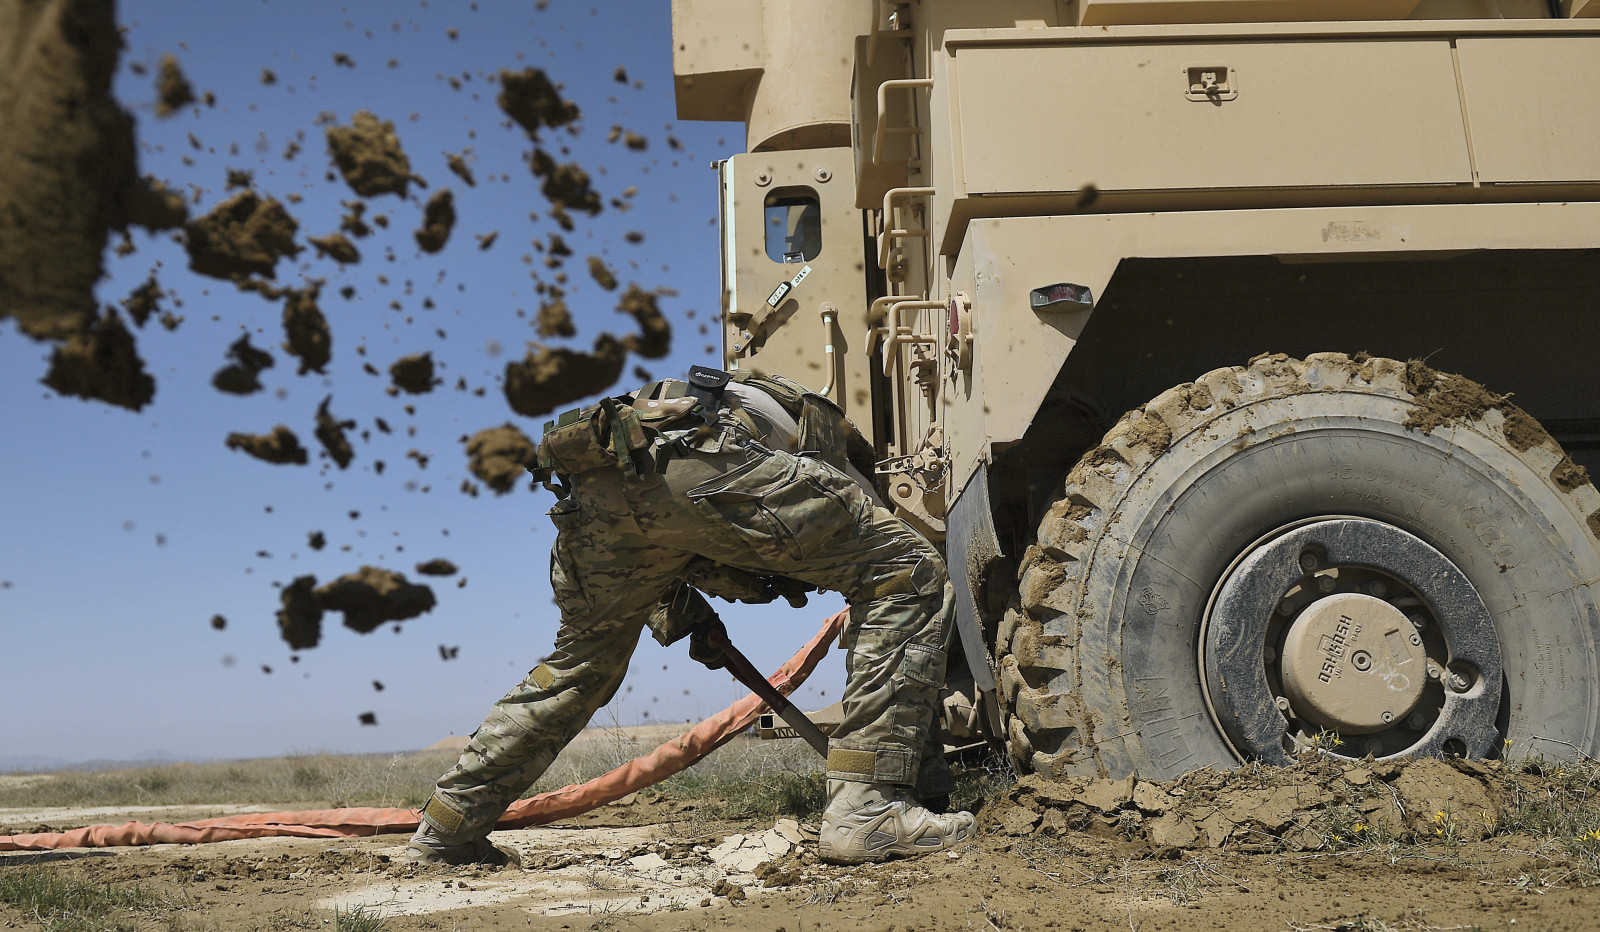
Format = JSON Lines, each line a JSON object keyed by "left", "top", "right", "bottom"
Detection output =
{"left": 764, "top": 188, "right": 821, "bottom": 264}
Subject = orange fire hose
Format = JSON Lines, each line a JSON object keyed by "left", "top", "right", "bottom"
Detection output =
{"left": 0, "top": 610, "right": 846, "bottom": 852}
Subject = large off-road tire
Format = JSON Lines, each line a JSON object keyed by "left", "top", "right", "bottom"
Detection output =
{"left": 999, "top": 353, "right": 1600, "bottom": 780}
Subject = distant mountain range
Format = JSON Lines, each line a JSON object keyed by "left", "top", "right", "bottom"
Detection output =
{"left": 0, "top": 750, "right": 212, "bottom": 774}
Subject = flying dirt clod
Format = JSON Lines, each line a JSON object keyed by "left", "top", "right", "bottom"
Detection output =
{"left": 314, "top": 396, "right": 356, "bottom": 469}
{"left": 464, "top": 424, "right": 538, "bottom": 495}
{"left": 326, "top": 110, "right": 414, "bottom": 198}
{"left": 225, "top": 425, "right": 308, "bottom": 466}
{"left": 503, "top": 335, "right": 627, "bottom": 419}
{"left": 184, "top": 190, "right": 302, "bottom": 279}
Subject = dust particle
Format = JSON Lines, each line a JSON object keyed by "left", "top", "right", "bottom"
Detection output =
{"left": 413, "top": 189, "right": 456, "bottom": 253}
{"left": 315, "top": 396, "right": 355, "bottom": 469}
{"left": 475, "top": 231, "right": 497, "bottom": 250}
{"left": 415, "top": 558, "right": 458, "bottom": 577}
{"left": 260, "top": 68, "right": 277, "bottom": 85}
{"left": 184, "top": 190, "right": 302, "bottom": 279}
{"left": 326, "top": 110, "right": 413, "bottom": 197}
{"left": 503, "top": 335, "right": 627, "bottom": 418}
{"left": 464, "top": 424, "right": 538, "bottom": 495}
{"left": 224, "top": 168, "right": 253, "bottom": 190}
{"left": 154, "top": 53, "right": 196, "bottom": 117}
{"left": 41, "top": 310, "right": 155, "bottom": 411}
{"left": 339, "top": 200, "right": 371, "bottom": 238}
{"left": 389, "top": 352, "right": 438, "bottom": 394}
{"left": 308, "top": 531, "right": 326, "bottom": 550}
{"left": 618, "top": 285, "right": 671, "bottom": 359}
{"left": 210, "top": 614, "right": 226, "bottom": 631}
{"left": 308, "top": 232, "right": 361, "bottom": 264}
{"left": 316, "top": 566, "right": 436, "bottom": 634}
{"left": 445, "top": 151, "right": 476, "bottom": 186}
{"left": 358, "top": 712, "right": 378, "bottom": 726}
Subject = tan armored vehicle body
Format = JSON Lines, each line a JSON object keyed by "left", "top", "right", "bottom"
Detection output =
{"left": 673, "top": 0, "right": 1600, "bottom": 778}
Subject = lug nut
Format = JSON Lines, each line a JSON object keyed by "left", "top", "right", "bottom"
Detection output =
{"left": 1263, "top": 646, "right": 1277, "bottom": 663}
{"left": 1367, "top": 580, "right": 1388, "bottom": 598}
{"left": 1275, "top": 696, "right": 1291, "bottom": 712}
{"left": 1407, "top": 711, "right": 1429, "bottom": 729}
{"left": 1409, "top": 614, "right": 1427, "bottom": 630}
{"left": 1299, "top": 552, "right": 1319, "bottom": 572}
{"left": 1448, "top": 672, "right": 1471, "bottom": 693}
{"left": 1427, "top": 663, "right": 1444, "bottom": 681}
{"left": 1316, "top": 575, "right": 1336, "bottom": 593}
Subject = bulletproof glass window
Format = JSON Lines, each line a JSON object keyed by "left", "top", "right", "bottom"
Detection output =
{"left": 764, "top": 188, "right": 821, "bottom": 264}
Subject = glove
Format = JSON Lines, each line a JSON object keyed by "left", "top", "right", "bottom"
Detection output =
{"left": 688, "top": 616, "right": 729, "bottom": 671}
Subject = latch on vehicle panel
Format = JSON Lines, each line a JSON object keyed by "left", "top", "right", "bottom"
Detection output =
{"left": 1186, "top": 65, "right": 1236, "bottom": 102}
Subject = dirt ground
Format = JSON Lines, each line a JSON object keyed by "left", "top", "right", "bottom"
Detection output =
{"left": 5, "top": 754, "right": 1600, "bottom": 932}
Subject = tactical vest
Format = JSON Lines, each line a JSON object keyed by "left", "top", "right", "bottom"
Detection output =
{"left": 531, "top": 368, "right": 875, "bottom": 487}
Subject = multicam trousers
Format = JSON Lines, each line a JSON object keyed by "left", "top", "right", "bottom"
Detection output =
{"left": 426, "top": 436, "right": 955, "bottom": 839}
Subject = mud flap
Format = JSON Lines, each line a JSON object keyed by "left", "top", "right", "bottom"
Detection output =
{"left": 945, "top": 464, "right": 1004, "bottom": 740}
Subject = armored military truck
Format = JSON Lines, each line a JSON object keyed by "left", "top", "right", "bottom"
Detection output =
{"left": 671, "top": 0, "right": 1600, "bottom": 779}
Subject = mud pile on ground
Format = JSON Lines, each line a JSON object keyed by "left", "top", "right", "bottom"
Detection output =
{"left": 275, "top": 568, "right": 437, "bottom": 649}
{"left": 982, "top": 755, "right": 1511, "bottom": 852}
{"left": 325, "top": 110, "right": 413, "bottom": 197}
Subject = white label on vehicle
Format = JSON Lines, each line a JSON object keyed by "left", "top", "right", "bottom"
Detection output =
{"left": 766, "top": 265, "right": 813, "bottom": 308}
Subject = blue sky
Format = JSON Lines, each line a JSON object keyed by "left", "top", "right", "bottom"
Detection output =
{"left": 0, "top": 0, "right": 846, "bottom": 766}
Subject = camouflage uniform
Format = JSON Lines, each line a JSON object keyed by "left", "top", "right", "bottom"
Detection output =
{"left": 419, "top": 377, "right": 954, "bottom": 843}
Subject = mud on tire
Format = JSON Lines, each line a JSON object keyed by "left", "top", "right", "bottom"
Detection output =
{"left": 999, "top": 353, "right": 1600, "bottom": 780}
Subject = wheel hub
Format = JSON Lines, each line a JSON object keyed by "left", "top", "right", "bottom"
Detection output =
{"left": 1200, "top": 518, "right": 1503, "bottom": 764}
{"left": 1278, "top": 592, "right": 1426, "bottom": 734}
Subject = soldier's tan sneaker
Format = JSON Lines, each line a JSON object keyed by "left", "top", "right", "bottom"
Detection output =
{"left": 817, "top": 783, "right": 976, "bottom": 864}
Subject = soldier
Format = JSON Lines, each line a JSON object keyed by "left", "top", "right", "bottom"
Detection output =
{"left": 407, "top": 368, "right": 975, "bottom": 866}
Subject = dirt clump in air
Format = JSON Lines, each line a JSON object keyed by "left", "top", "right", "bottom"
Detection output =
{"left": 276, "top": 575, "right": 323, "bottom": 649}
{"left": 153, "top": 53, "right": 195, "bottom": 116}
{"left": 314, "top": 396, "right": 355, "bottom": 469}
{"left": 413, "top": 189, "right": 455, "bottom": 253}
{"left": 415, "top": 558, "right": 458, "bottom": 576}
{"left": 315, "top": 567, "right": 436, "bottom": 634}
{"left": 277, "top": 280, "right": 331, "bottom": 374}
{"left": 529, "top": 149, "right": 601, "bottom": 215}
{"left": 120, "top": 175, "right": 189, "bottom": 232}
{"left": 120, "top": 276, "right": 164, "bottom": 328}
{"left": 211, "top": 333, "right": 275, "bottom": 395}
{"left": 445, "top": 151, "right": 475, "bottom": 186}
{"left": 225, "top": 425, "right": 309, "bottom": 466}
{"left": 587, "top": 255, "right": 617, "bottom": 291}
{"left": 618, "top": 285, "right": 671, "bottom": 359}
{"left": 0, "top": 0, "right": 137, "bottom": 341}
{"left": 308, "top": 232, "right": 361, "bottom": 264}
{"left": 497, "top": 67, "right": 580, "bottom": 140}
{"left": 41, "top": 310, "right": 156, "bottom": 411}
{"left": 536, "top": 294, "right": 575, "bottom": 338}
{"left": 326, "top": 110, "right": 414, "bottom": 197}
{"left": 388, "top": 352, "right": 438, "bottom": 394}
{"left": 503, "top": 335, "right": 627, "bottom": 418}
{"left": 464, "top": 424, "right": 539, "bottom": 494}
{"left": 339, "top": 200, "right": 372, "bottom": 238}
{"left": 184, "top": 190, "right": 302, "bottom": 279}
